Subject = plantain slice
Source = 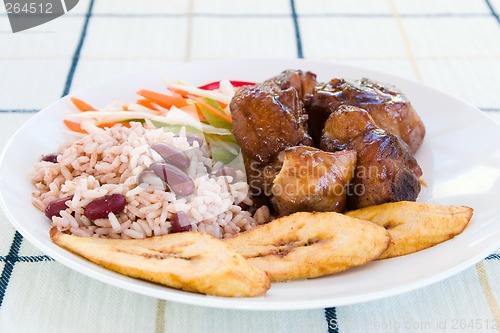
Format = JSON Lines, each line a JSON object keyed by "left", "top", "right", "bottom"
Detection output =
{"left": 50, "top": 228, "right": 270, "bottom": 297}
{"left": 346, "top": 201, "right": 473, "bottom": 259}
{"left": 224, "top": 212, "right": 390, "bottom": 282}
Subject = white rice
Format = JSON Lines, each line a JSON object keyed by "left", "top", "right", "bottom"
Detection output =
{"left": 32, "top": 122, "right": 270, "bottom": 239}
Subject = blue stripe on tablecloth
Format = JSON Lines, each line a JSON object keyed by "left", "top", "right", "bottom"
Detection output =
{"left": 0, "top": 12, "right": 493, "bottom": 19}
{"left": 0, "top": 0, "right": 94, "bottom": 311}
{"left": 290, "top": 0, "right": 303, "bottom": 59}
{"left": 18, "top": 256, "right": 54, "bottom": 262}
{"left": 299, "top": 13, "right": 490, "bottom": 18}
{"left": 0, "top": 0, "right": 498, "bottom": 319}
{"left": 0, "top": 109, "right": 39, "bottom": 113}
{"left": 62, "top": 0, "right": 96, "bottom": 97}
{"left": 0, "top": 255, "right": 54, "bottom": 263}
{"left": 325, "top": 307, "right": 340, "bottom": 333}
{"left": 485, "top": 0, "right": 500, "bottom": 26}
{"left": 0, "top": 231, "right": 23, "bottom": 307}
{"left": 486, "top": 254, "right": 500, "bottom": 260}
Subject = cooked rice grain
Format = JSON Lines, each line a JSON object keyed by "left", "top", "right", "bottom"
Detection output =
{"left": 32, "top": 122, "right": 269, "bottom": 239}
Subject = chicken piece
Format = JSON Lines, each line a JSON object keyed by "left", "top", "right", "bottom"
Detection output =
{"left": 270, "top": 146, "right": 357, "bottom": 216}
{"left": 321, "top": 105, "right": 422, "bottom": 209}
{"left": 230, "top": 70, "right": 315, "bottom": 206}
{"left": 319, "top": 103, "right": 379, "bottom": 150}
{"left": 305, "top": 78, "right": 425, "bottom": 153}
{"left": 230, "top": 75, "right": 313, "bottom": 165}
{"left": 243, "top": 154, "right": 281, "bottom": 201}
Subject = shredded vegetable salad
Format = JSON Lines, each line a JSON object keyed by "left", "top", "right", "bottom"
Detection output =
{"left": 64, "top": 80, "right": 254, "bottom": 163}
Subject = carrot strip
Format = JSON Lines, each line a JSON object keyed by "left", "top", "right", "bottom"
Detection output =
{"left": 180, "top": 104, "right": 206, "bottom": 121}
{"left": 121, "top": 104, "right": 129, "bottom": 111}
{"left": 70, "top": 97, "right": 96, "bottom": 112}
{"left": 167, "top": 86, "right": 189, "bottom": 98}
{"left": 190, "top": 96, "right": 233, "bottom": 123}
{"left": 136, "top": 99, "right": 157, "bottom": 110}
{"left": 171, "top": 91, "right": 185, "bottom": 99}
{"left": 137, "top": 89, "right": 188, "bottom": 109}
{"left": 98, "top": 121, "right": 131, "bottom": 129}
{"left": 64, "top": 119, "right": 87, "bottom": 133}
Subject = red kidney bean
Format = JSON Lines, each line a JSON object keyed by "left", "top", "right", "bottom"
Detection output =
{"left": 149, "top": 162, "right": 195, "bottom": 196}
{"left": 41, "top": 153, "right": 60, "bottom": 163}
{"left": 171, "top": 212, "right": 192, "bottom": 232}
{"left": 83, "top": 193, "right": 127, "bottom": 220}
{"left": 45, "top": 195, "right": 74, "bottom": 219}
{"left": 151, "top": 143, "right": 190, "bottom": 169}
{"left": 215, "top": 166, "right": 237, "bottom": 180}
{"left": 238, "top": 202, "right": 250, "bottom": 211}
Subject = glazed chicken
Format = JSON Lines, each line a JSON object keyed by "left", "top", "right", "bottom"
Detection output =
{"left": 305, "top": 78, "right": 425, "bottom": 153}
{"left": 230, "top": 70, "right": 316, "bottom": 203}
{"left": 230, "top": 69, "right": 425, "bottom": 215}
{"left": 230, "top": 70, "right": 314, "bottom": 164}
{"left": 321, "top": 105, "right": 422, "bottom": 209}
{"left": 265, "top": 69, "right": 317, "bottom": 99}
{"left": 271, "top": 147, "right": 357, "bottom": 216}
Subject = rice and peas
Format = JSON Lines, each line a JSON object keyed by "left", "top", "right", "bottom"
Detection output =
{"left": 31, "top": 83, "right": 271, "bottom": 239}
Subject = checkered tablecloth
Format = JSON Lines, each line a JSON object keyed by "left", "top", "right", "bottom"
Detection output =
{"left": 1, "top": 1, "right": 500, "bottom": 332}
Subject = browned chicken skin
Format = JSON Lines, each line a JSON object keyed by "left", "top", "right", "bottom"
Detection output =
{"left": 230, "top": 70, "right": 425, "bottom": 214}
{"left": 271, "top": 147, "right": 357, "bottom": 216}
{"left": 230, "top": 70, "right": 313, "bottom": 165}
{"left": 305, "top": 78, "right": 426, "bottom": 153}
{"left": 230, "top": 70, "right": 316, "bottom": 206}
{"left": 266, "top": 69, "right": 317, "bottom": 99}
{"left": 321, "top": 105, "right": 422, "bottom": 209}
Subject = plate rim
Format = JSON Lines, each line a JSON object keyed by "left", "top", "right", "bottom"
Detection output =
{"left": 1, "top": 58, "right": 499, "bottom": 310}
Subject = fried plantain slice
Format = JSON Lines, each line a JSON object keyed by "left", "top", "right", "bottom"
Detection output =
{"left": 346, "top": 201, "right": 473, "bottom": 259}
{"left": 224, "top": 212, "right": 390, "bottom": 282}
{"left": 50, "top": 228, "right": 270, "bottom": 297}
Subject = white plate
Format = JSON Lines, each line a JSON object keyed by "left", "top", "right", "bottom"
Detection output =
{"left": 1, "top": 59, "right": 500, "bottom": 310}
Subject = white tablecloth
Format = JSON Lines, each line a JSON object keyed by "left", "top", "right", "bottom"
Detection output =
{"left": 1, "top": 1, "right": 500, "bottom": 332}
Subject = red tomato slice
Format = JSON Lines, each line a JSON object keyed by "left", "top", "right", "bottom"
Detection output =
{"left": 198, "top": 80, "right": 255, "bottom": 90}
